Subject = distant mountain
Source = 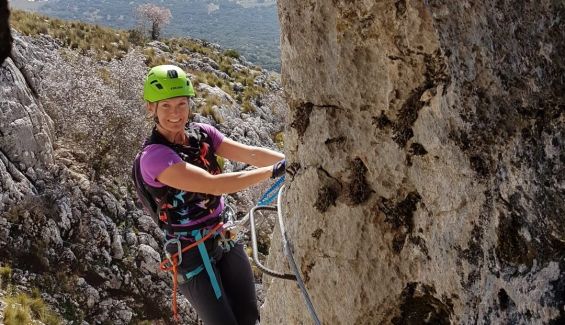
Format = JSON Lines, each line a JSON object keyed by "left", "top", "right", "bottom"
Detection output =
{"left": 9, "top": 0, "right": 281, "bottom": 71}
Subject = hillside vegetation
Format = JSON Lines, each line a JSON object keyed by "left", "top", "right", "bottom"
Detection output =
{"left": 11, "top": 0, "right": 281, "bottom": 71}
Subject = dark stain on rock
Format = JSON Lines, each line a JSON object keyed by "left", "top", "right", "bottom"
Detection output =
{"left": 372, "top": 111, "right": 392, "bottom": 129}
{"left": 423, "top": 50, "right": 451, "bottom": 89}
{"left": 498, "top": 288, "right": 511, "bottom": 311}
{"left": 379, "top": 192, "right": 421, "bottom": 232}
{"left": 392, "top": 282, "right": 453, "bottom": 325}
{"left": 345, "top": 157, "right": 373, "bottom": 205}
{"left": 460, "top": 224, "right": 483, "bottom": 267}
{"left": 314, "top": 184, "right": 340, "bottom": 212}
{"left": 449, "top": 130, "right": 471, "bottom": 151}
{"left": 388, "top": 55, "right": 405, "bottom": 61}
{"left": 392, "top": 233, "right": 407, "bottom": 253}
{"left": 392, "top": 86, "right": 423, "bottom": 147}
{"left": 378, "top": 192, "right": 422, "bottom": 254}
{"left": 496, "top": 193, "right": 537, "bottom": 269}
{"left": 290, "top": 102, "right": 314, "bottom": 141}
{"left": 301, "top": 261, "right": 315, "bottom": 284}
{"left": 409, "top": 143, "right": 428, "bottom": 156}
{"left": 496, "top": 212, "right": 534, "bottom": 266}
{"left": 324, "top": 136, "right": 346, "bottom": 145}
{"left": 407, "top": 143, "right": 428, "bottom": 166}
{"left": 311, "top": 228, "right": 323, "bottom": 240}
{"left": 315, "top": 167, "right": 342, "bottom": 212}
{"left": 395, "top": 0, "right": 407, "bottom": 19}
{"left": 392, "top": 50, "right": 450, "bottom": 148}
{"left": 547, "top": 260, "right": 565, "bottom": 324}
{"left": 470, "top": 154, "right": 490, "bottom": 177}
{"left": 409, "top": 235, "right": 430, "bottom": 260}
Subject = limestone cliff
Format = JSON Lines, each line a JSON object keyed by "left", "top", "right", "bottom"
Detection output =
{"left": 262, "top": 1, "right": 563, "bottom": 324}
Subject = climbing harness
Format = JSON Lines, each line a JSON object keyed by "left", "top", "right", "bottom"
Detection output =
{"left": 160, "top": 222, "right": 225, "bottom": 322}
{"left": 249, "top": 182, "right": 321, "bottom": 325}
{"left": 158, "top": 201, "right": 244, "bottom": 322}
{"left": 157, "top": 176, "right": 321, "bottom": 324}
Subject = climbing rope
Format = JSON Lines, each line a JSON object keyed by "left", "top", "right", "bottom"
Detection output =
{"left": 249, "top": 181, "right": 321, "bottom": 325}
{"left": 257, "top": 176, "right": 285, "bottom": 206}
{"left": 276, "top": 185, "right": 321, "bottom": 325}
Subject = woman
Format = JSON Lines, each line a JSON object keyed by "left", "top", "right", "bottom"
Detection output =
{"left": 134, "top": 65, "right": 285, "bottom": 324}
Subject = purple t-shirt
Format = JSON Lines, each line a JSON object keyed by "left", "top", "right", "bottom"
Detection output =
{"left": 140, "top": 123, "right": 225, "bottom": 187}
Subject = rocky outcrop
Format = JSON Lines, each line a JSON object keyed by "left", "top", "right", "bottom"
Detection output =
{"left": 0, "top": 54, "right": 53, "bottom": 212}
{"left": 263, "top": 1, "right": 563, "bottom": 324}
{"left": 1, "top": 38, "right": 192, "bottom": 320}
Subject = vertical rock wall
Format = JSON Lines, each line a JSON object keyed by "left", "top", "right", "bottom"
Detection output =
{"left": 0, "top": 54, "right": 54, "bottom": 211}
{"left": 262, "top": 1, "right": 563, "bottom": 324}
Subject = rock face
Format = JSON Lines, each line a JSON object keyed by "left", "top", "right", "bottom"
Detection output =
{"left": 263, "top": 1, "right": 563, "bottom": 324}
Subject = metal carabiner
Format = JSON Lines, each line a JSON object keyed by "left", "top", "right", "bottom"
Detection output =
{"left": 163, "top": 237, "right": 182, "bottom": 266}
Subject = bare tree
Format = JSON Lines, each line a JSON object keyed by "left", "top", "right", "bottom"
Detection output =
{"left": 135, "top": 3, "right": 172, "bottom": 41}
{"left": 40, "top": 49, "right": 149, "bottom": 181}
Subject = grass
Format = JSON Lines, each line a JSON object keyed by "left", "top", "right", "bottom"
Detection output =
{"left": 4, "top": 292, "right": 62, "bottom": 325}
{"left": 11, "top": 10, "right": 131, "bottom": 61}
{"left": 198, "top": 95, "right": 224, "bottom": 124}
{"left": 242, "top": 101, "right": 255, "bottom": 113}
{"left": 0, "top": 265, "right": 12, "bottom": 289}
{"left": 1, "top": 264, "right": 61, "bottom": 325}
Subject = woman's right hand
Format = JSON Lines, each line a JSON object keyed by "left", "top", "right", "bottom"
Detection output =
{"left": 271, "top": 159, "right": 286, "bottom": 179}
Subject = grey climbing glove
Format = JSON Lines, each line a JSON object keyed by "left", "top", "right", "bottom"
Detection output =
{"left": 271, "top": 159, "right": 286, "bottom": 179}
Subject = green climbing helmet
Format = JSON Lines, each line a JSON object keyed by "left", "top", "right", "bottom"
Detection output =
{"left": 143, "top": 65, "right": 195, "bottom": 103}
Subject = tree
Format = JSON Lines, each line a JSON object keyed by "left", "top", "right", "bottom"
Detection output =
{"left": 40, "top": 50, "right": 149, "bottom": 181}
{"left": 135, "top": 3, "right": 171, "bottom": 41}
{"left": 262, "top": 1, "right": 564, "bottom": 324}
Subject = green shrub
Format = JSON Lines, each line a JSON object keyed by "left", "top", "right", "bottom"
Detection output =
{"left": 242, "top": 101, "right": 255, "bottom": 113}
{"left": 223, "top": 49, "right": 240, "bottom": 59}
{"left": 128, "top": 28, "right": 145, "bottom": 46}
{"left": 0, "top": 264, "right": 12, "bottom": 288}
{"left": 273, "top": 131, "right": 284, "bottom": 149}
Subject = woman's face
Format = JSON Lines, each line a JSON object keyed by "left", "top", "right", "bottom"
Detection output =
{"left": 149, "top": 96, "right": 190, "bottom": 135}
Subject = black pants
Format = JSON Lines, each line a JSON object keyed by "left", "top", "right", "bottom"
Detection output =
{"left": 178, "top": 242, "right": 259, "bottom": 325}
